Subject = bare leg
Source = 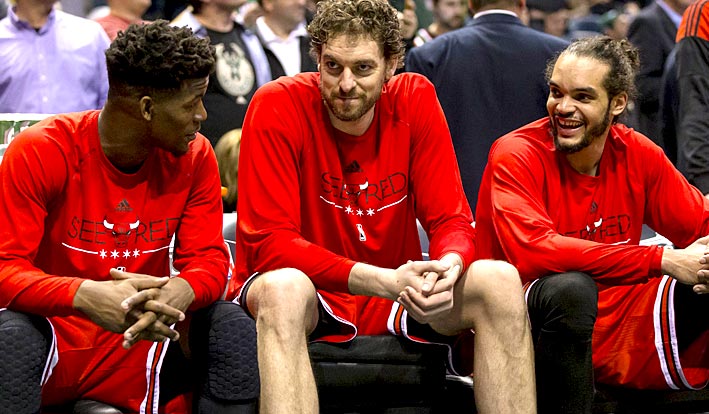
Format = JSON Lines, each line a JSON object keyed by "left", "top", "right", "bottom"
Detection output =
{"left": 431, "top": 260, "right": 536, "bottom": 414}
{"left": 245, "top": 268, "right": 320, "bottom": 414}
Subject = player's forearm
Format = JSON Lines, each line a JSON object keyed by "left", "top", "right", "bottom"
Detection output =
{"left": 0, "top": 269, "right": 84, "bottom": 317}
{"left": 163, "top": 277, "right": 196, "bottom": 313}
{"left": 660, "top": 247, "right": 699, "bottom": 283}
{"left": 178, "top": 267, "right": 224, "bottom": 309}
{"left": 348, "top": 262, "right": 396, "bottom": 300}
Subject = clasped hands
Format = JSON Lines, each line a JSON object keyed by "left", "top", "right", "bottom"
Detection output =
{"left": 394, "top": 255, "right": 462, "bottom": 324}
{"left": 72, "top": 268, "right": 195, "bottom": 349}
{"left": 664, "top": 234, "right": 709, "bottom": 294}
{"left": 696, "top": 247, "right": 709, "bottom": 294}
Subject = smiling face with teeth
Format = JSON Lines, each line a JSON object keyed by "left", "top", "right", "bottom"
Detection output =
{"left": 546, "top": 53, "right": 627, "bottom": 155}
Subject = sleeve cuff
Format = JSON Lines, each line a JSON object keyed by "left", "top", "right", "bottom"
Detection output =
{"left": 649, "top": 245, "right": 664, "bottom": 279}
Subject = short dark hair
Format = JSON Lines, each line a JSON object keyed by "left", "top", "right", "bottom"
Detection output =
{"left": 469, "top": 0, "right": 517, "bottom": 12}
{"left": 105, "top": 20, "right": 215, "bottom": 98}
{"left": 545, "top": 35, "right": 640, "bottom": 102}
{"left": 308, "top": 0, "right": 405, "bottom": 68}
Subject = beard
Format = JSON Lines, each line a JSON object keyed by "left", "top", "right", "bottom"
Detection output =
{"left": 320, "top": 77, "right": 384, "bottom": 122}
{"left": 553, "top": 105, "right": 612, "bottom": 154}
{"left": 442, "top": 15, "right": 465, "bottom": 31}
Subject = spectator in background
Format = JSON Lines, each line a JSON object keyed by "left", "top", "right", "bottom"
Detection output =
{"left": 0, "top": 0, "right": 109, "bottom": 114}
{"left": 392, "top": 0, "right": 435, "bottom": 33}
{"left": 413, "top": 0, "right": 434, "bottom": 30}
{"left": 238, "top": 0, "right": 263, "bottom": 28}
{"left": 392, "top": 0, "right": 419, "bottom": 51}
{"left": 253, "top": 0, "right": 317, "bottom": 77}
{"left": 407, "top": 0, "right": 568, "bottom": 211}
{"left": 413, "top": 0, "right": 468, "bottom": 46}
{"left": 143, "top": 0, "right": 186, "bottom": 20}
{"left": 528, "top": 0, "right": 570, "bottom": 38}
{"left": 599, "top": 8, "right": 631, "bottom": 39}
{"left": 659, "top": 39, "right": 679, "bottom": 164}
{"left": 93, "top": 0, "right": 151, "bottom": 40}
{"left": 59, "top": 0, "right": 88, "bottom": 16}
{"left": 215, "top": 128, "right": 241, "bottom": 213}
{"left": 565, "top": 14, "right": 603, "bottom": 40}
{"left": 674, "top": 0, "right": 709, "bottom": 195}
{"left": 626, "top": 0, "right": 693, "bottom": 147}
{"left": 172, "top": 0, "right": 272, "bottom": 146}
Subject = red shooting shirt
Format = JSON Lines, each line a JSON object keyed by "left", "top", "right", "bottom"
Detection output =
{"left": 476, "top": 118, "right": 709, "bottom": 286}
{"left": 234, "top": 72, "right": 475, "bottom": 298}
{"left": 0, "top": 110, "right": 229, "bottom": 315}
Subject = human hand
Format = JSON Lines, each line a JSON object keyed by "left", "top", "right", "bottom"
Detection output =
{"left": 692, "top": 248, "right": 709, "bottom": 294}
{"left": 397, "top": 0, "right": 418, "bottom": 40}
{"left": 394, "top": 254, "right": 463, "bottom": 323}
{"left": 389, "top": 260, "right": 452, "bottom": 295}
{"left": 662, "top": 235, "right": 709, "bottom": 287}
{"left": 111, "top": 269, "right": 195, "bottom": 348}
{"left": 397, "top": 263, "right": 461, "bottom": 324}
{"left": 414, "top": 252, "right": 464, "bottom": 295}
{"left": 693, "top": 282, "right": 709, "bottom": 294}
{"left": 73, "top": 276, "right": 171, "bottom": 335}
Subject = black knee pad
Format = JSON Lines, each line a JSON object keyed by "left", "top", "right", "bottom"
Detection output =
{"left": 190, "top": 301, "right": 259, "bottom": 402}
{"left": 0, "top": 310, "right": 52, "bottom": 414}
{"left": 550, "top": 272, "right": 598, "bottom": 311}
{"left": 529, "top": 272, "right": 598, "bottom": 339}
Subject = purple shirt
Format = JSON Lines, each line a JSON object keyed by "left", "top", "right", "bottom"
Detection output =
{"left": 0, "top": 7, "right": 110, "bottom": 114}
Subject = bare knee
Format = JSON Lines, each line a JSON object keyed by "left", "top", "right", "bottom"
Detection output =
{"left": 466, "top": 260, "right": 526, "bottom": 315}
{"left": 247, "top": 268, "right": 318, "bottom": 332}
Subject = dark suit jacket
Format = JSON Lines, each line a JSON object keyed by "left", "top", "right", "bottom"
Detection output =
{"left": 406, "top": 13, "right": 568, "bottom": 211}
{"left": 659, "top": 46, "right": 679, "bottom": 166}
{"left": 256, "top": 30, "right": 317, "bottom": 78}
{"left": 676, "top": 34, "right": 709, "bottom": 193}
{"left": 627, "top": 2, "right": 678, "bottom": 145}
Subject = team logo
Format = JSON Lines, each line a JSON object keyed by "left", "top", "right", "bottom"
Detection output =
{"left": 214, "top": 42, "right": 255, "bottom": 104}
{"left": 320, "top": 162, "right": 408, "bottom": 219}
{"left": 63, "top": 199, "right": 176, "bottom": 262}
{"left": 342, "top": 160, "right": 369, "bottom": 203}
{"left": 103, "top": 199, "right": 140, "bottom": 248}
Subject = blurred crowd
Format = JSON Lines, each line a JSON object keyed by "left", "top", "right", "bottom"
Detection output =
{"left": 0, "top": 0, "right": 697, "bottom": 208}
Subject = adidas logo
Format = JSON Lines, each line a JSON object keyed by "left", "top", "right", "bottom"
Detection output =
{"left": 344, "top": 160, "right": 363, "bottom": 173}
{"left": 116, "top": 199, "right": 132, "bottom": 212}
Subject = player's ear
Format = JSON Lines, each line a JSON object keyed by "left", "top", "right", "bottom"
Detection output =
{"left": 610, "top": 92, "right": 628, "bottom": 117}
{"left": 139, "top": 96, "right": 153, "bottom": 121}
{"left": 385, "top": 58, "right": 398, "bottom": 81}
